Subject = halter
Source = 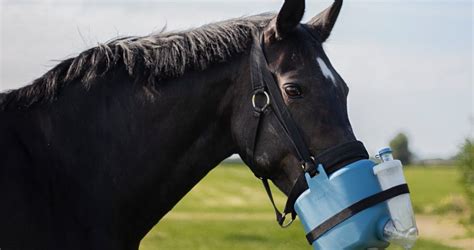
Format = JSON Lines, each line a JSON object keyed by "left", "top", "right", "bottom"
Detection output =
{"left": 247, "top": 27, "right": 369, "bottom": 227}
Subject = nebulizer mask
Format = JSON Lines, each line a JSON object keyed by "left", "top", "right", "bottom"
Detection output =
{"left": 293, "top": 147, "right": 418, "bottom": 249}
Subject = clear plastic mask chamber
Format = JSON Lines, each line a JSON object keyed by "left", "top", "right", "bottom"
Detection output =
{"left": 374, "top": 148, "right": 418, "bottom": 249}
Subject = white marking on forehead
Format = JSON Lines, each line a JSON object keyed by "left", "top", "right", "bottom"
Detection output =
{"left": 316, "top": 57, "right": 337, "bottom": 86}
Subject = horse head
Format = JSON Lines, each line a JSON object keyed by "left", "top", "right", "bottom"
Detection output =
{"left": 233, "top": 0, "right": 355, "bottom": 196}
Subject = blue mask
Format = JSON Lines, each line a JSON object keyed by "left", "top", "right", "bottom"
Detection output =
{"left": 294, "top": 147, "right": 418, "bottom": 249}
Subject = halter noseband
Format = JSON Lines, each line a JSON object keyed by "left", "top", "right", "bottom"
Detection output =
{"left": 247, "top": 27, "right": 369, "bottom": 227}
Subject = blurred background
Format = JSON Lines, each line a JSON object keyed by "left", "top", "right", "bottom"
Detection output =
{"left": 1, "top": 0, "right": 472, "bottom": 249}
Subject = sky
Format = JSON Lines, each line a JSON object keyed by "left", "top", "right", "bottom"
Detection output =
{"left": 1, "top": 0, "right": 472, "bottom": 159}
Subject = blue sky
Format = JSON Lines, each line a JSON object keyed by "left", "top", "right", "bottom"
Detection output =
{"left": 1, "top": 0, "right": 472, "bottom": 159}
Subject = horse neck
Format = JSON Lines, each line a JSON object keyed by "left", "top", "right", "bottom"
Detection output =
{"left": 0, "top": 51, "right": 250, "bottom": 246}
{"left": 111, "top": 53, "right": 249, "bottom": 240}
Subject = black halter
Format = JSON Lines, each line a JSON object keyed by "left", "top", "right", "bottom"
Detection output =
{"left": 248, "top": 28, "right": 369, "bottom": 227}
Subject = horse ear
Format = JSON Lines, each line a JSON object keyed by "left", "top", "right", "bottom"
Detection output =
{"left": 275, "top": 0, "right": 305, "bottom": 39}
{"left": 306, "top": 0, "right": 343, "bottom": 42}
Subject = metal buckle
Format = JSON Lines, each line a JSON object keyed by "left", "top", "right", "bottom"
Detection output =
{"left": 303, "top": 157, "right": 319, "bottom": 177}
{"left": 252, "top": 89, "right": 270, "bottom": 112}
{"left": 280, "top": 213, "right": 295, "bottom": 228}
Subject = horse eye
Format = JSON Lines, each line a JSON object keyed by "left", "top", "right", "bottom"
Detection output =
{"left": 284, "top": 84, "right": 302, "bottom": 98}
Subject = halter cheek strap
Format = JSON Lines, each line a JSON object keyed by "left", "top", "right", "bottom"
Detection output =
{"left": 248, "top": 31, "right": 316, "bottom": 172}
{"left": 247, "top": 30, "right": 316, "bottom": 227}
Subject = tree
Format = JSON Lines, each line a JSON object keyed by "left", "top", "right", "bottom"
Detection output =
{"left": 389, "top": 132, "right": 412, "bottom": 165}
{"left": 457, "top": 138, "right": 474, "bottom": 224}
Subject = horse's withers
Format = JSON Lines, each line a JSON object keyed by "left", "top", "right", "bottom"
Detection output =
{"left": 294, "top": 147, "right": 418, "bottom": 249}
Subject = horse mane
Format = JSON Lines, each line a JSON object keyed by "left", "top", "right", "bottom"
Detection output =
{"left": 1, "top": 13, "right": 273, "bottom": 110}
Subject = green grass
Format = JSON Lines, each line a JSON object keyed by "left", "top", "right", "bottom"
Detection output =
{"left": 404, "top": 166, "right": 463, "bottom": 213}
{"left": 388, "top": 238, "right": 460, "bottom": 250}
{"left": 139, "top": 164, "right": 463, "bottom": 250}
{"left": 142, "top": 220, "right": 459, "bottom": 250}
{"left": 141, "top": 220, "right": 308, "bottom": 250}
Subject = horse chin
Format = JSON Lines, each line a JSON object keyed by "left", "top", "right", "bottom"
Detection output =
{"left": 272, "top": 158, "right": 304, "bottom": 196}
{"left": 270, "top": 174, "right": 296, "bottom": 196}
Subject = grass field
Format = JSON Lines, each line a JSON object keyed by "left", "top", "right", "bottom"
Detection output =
{"left": 139, "top": 163, "right": 466, "bottom": 250}
{"left": 404, "top": 166, "right": 465, "bottom": 214}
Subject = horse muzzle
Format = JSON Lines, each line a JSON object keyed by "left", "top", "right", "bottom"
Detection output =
{"left": 294, "top": 146, "right": 418, "bottom": 250}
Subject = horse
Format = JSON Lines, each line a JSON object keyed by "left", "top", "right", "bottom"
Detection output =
{"left": 0, "top": 0, "right": 358, "bottom": 249}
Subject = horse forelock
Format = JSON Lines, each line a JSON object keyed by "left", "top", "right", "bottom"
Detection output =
{"left": 1, "top": 13, "right": 274, "bottom": 110}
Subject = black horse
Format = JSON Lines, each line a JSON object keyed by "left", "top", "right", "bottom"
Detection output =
{"left": 0, "top": 0, "right": 357, "bottom": 249}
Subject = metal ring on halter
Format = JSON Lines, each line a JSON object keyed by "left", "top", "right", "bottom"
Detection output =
{"left": 252, "top": 89, "right": 270, "bottom": 112}
{"left": 302, "top": 156, "right": 319, "bottom": 177}
{"left": 280, "top": 214, "right": 295, "bottom": 228}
